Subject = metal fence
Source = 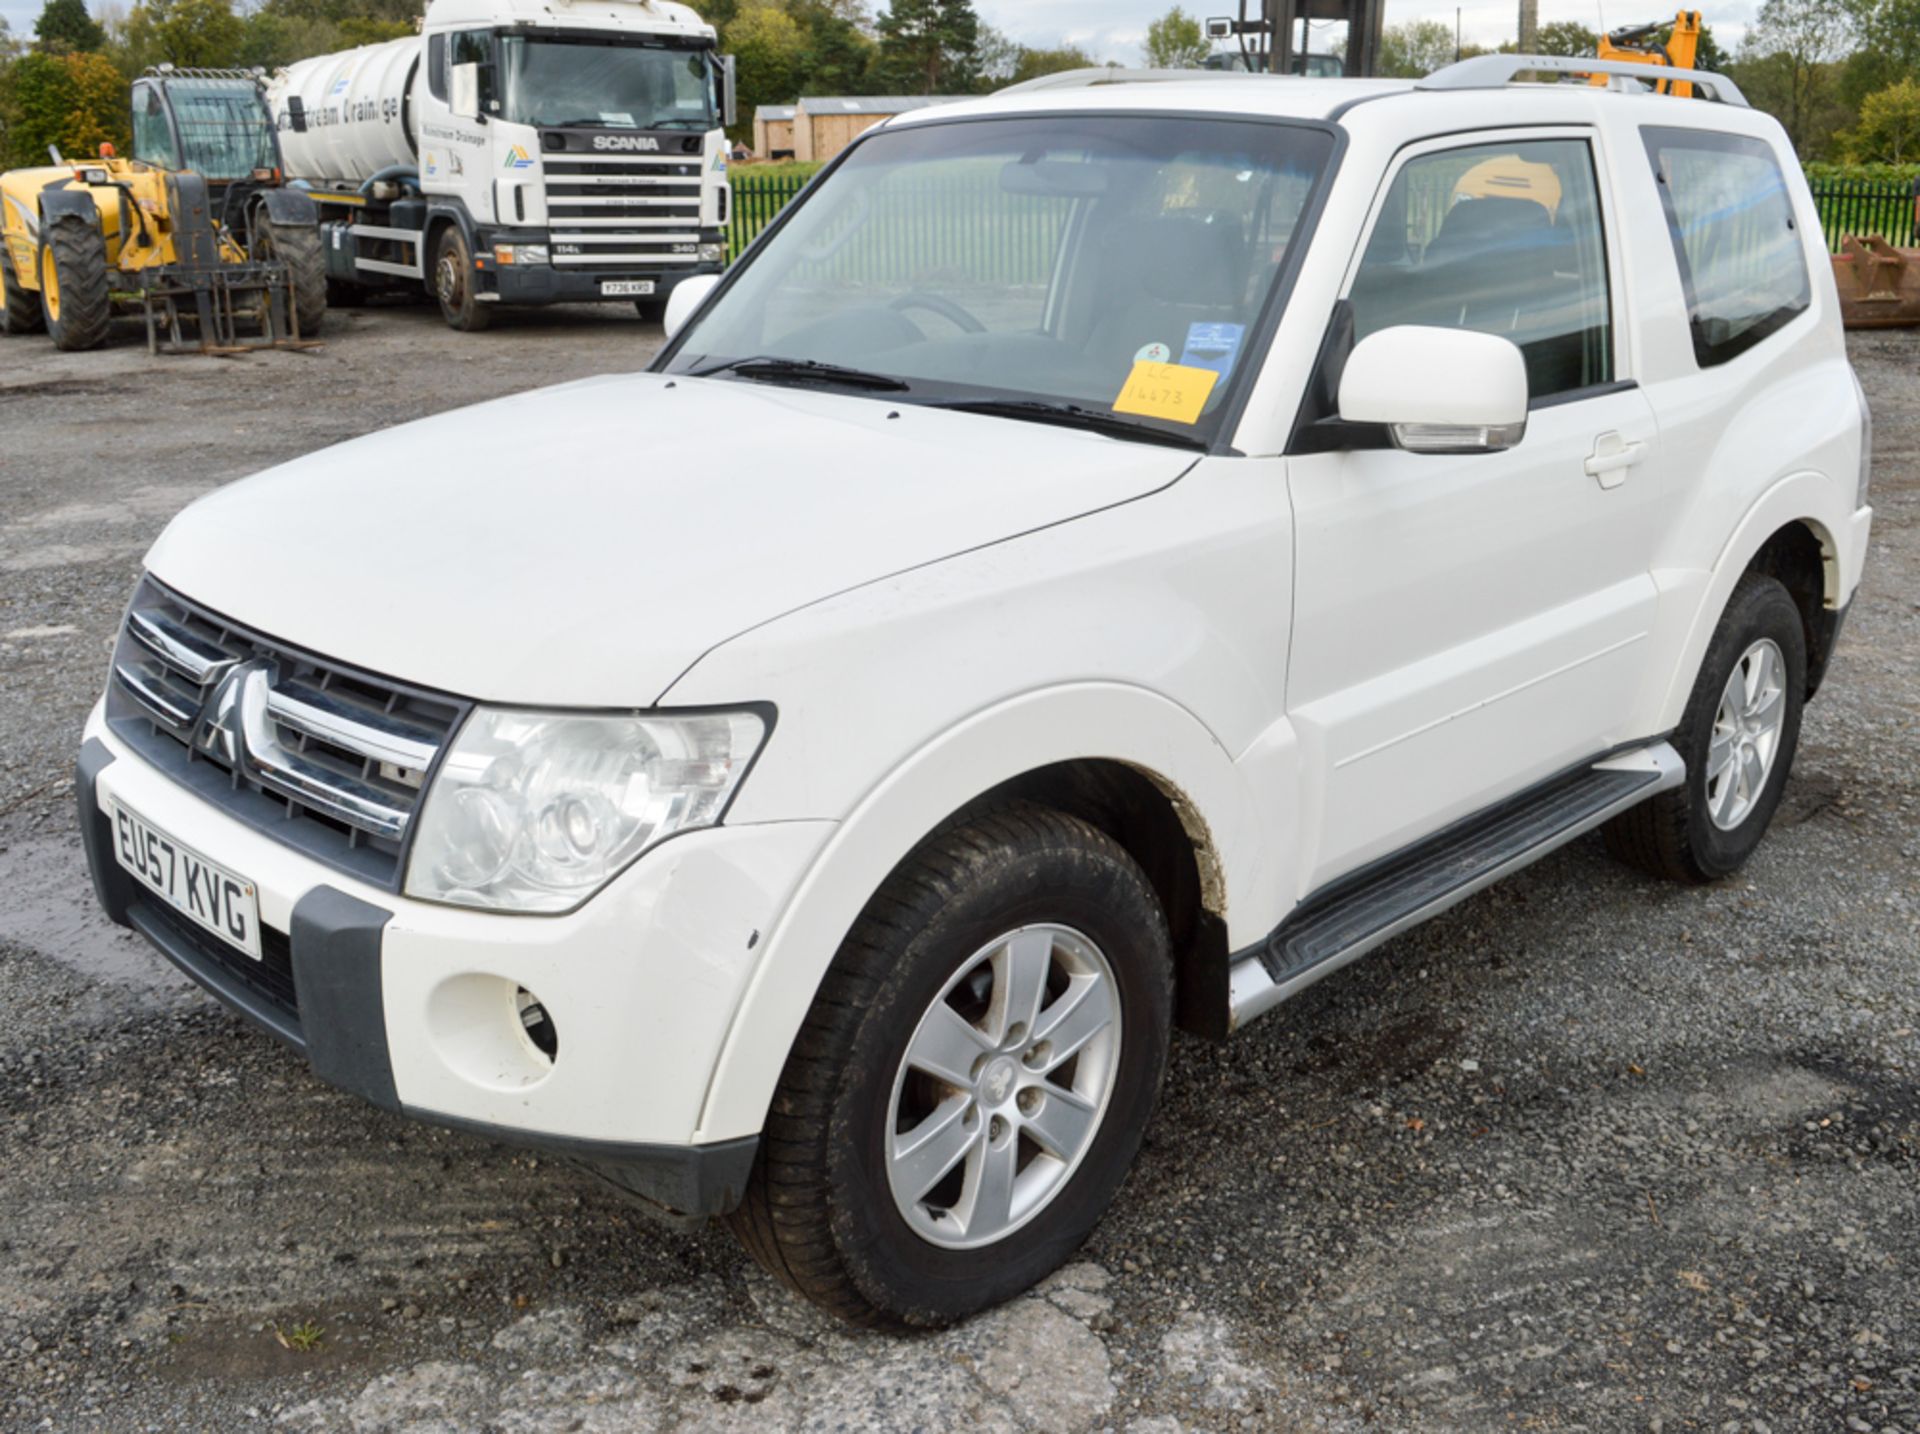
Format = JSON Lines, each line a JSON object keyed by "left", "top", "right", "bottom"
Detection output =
{"left": 1807, "top": 179, "right": 1916, "bottom": 250}
{"left": 728, "top": 171, "right": 1920, "bottom": 267}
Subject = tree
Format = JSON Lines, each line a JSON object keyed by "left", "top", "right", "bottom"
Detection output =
{"left": 1, "top": 49, "right": 128, "bottom": 166}
{"left": 793, "top": 0, "right": 875, "bottom": 94}
{"left": 1010, "top": 45, "right": 1100, "bottom": 85}
{"left": 1845, "top": 77, "right": 1920, "bottom": 162}
{"left": 1734, "top": 0, "right": 1856, "bottom": 155}
{"left": 1839, "top": 0, "right": 1920, "bottom": 110}
{"left": 123, "top": 0, "right": 244, "bottom": 67}
{"left": 726, "top": 3, "right": 805, "bottom": 136}
{"left": 1374, "top": 18, "right": 1456, "bottom": 77}
{"left": 1534, "top": 20, "right": 1597, "bottom": 56}
{"left": 872, "top": 0, "right": 979, "bottom": 93}
{"left": 1143, "top": 6, "right": 1208, "bottom": 69}
{"left": 34, "top": 0, "right": 106, "bottom": 52}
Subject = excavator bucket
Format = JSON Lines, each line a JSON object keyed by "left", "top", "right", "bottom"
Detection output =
{"left": 137, "top": 172, "right": 320, "bottom": 355}
{"left": 1831, "top": 235, "right": 1920, "bottom": 330}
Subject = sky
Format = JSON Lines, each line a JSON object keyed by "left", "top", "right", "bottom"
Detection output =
{"left": 0, "top": 0, "right": 1757, "bottom": 68}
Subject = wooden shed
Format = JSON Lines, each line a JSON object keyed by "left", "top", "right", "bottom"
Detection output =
{"left": 753, "top": 105, "right": 797, "bottom": 160}
{"left": 792, "top": 96, "right": 963, "bottom": 164}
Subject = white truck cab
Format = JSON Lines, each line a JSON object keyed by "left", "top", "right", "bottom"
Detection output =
{"left": 268, "top": 0, "right": 733, "bottom": 328}
{"left": 80, "top": 58, "right": 1872, "bottom": 1326}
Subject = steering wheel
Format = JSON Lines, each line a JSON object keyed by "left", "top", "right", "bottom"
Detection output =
{"left": 889, "top": 291, "right": 987, "bottom": 334}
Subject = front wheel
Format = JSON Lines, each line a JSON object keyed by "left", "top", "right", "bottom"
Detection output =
{"left": 253, "top": 216, "right": 327, "bottom": 336}
{"left": 729, "top": 804, "right": 1172, "bottom": 1327}
{"left": 38, "top": 214, "right": 111, "bottom": 351}
{"left": 1605, "top": 572, "right": 1807, "bottom": 882}
{"left": 432, "top": 226, "right": 491, "bottom": 332}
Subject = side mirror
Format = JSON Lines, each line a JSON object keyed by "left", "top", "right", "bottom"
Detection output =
{"left": 449, "top": 62, "right": 481, "bottom": 120}
{"left": 664, "top": 272, "right": 722, "bottom": 340}
{"left": 718, "top": 54, "right": 737, "bottom": 129}
{"left": 286, "top": 95, "right": 307, "bottom": 134}
{"left": 1338, "top": 326, "right": 1528, "bottom": 453}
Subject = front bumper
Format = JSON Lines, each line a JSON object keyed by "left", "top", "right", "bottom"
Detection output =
{"left": 77, "top": 715, "right": 833, "bottom": 1217}
{"left": 476, "top": 231, "right": 724, "bottom": 305}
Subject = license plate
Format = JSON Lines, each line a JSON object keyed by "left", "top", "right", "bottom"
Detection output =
{"left": 110, "top": 800, "right": 262, "bottom": 960}
{"left": 601, "top": 280, "right": 655, "bottom": 297}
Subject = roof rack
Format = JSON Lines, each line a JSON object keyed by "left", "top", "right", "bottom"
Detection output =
{"left": 996, "top": 66, "right": 1276, "bottom": 96}
{"left": 1416, "top": 53, "right": 1746, "bottom": 106}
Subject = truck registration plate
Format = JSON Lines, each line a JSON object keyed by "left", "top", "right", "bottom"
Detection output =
{"left": 110, "top": 800, "right": 262, "bottom": 960}
{"left": 601, "top": 281, "right": 655, "bottom": 297}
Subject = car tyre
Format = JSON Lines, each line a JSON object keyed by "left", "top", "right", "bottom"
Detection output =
{"left": 1605, "top": 572, "right": 1807, "bottom": 883}
{"left": 729, "top": 802, "right": 1173, "bottom": 1328}
{"left": 432, "top": 226, "right": 492, "bottom": 332}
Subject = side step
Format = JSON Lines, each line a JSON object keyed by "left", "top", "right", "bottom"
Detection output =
{"left": 1228, "top": 742, "right": 1685, "bottom": 1030}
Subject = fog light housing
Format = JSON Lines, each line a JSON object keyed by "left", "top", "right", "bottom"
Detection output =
{"left": 517, "top": 986, "right": 558, "bottom": 1063}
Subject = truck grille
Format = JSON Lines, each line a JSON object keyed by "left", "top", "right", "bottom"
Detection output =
{"left": 105, "top": 575, "right": 469, "bottom": 891}
{"left": 540, "top": 152, "right": 711, "bottom": 271}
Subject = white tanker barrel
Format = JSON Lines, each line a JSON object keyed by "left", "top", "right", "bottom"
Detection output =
{"left": 268, "top": 38, "right": 420, "bottom": 186}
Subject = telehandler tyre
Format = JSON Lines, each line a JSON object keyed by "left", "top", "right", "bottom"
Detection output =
{"left": 255, "top": 216, "right": 327, "bottom": 336}
{"left": 38, "top": 214, "right": 111, "bottom": 351}
{"left": 1, "top": 251, "right": 44, "bottom": 335}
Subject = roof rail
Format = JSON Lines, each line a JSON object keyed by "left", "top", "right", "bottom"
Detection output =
{"left": 1416, "top": 53, "right": 1746, "bottom": 105}
{"left": 996, "top": 66, "right": 1272, "bottom": 96}
{"left": 143, "top": 64, "right": 268, "bottom": 84}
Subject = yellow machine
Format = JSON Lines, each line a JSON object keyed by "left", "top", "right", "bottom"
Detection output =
{"left": 0, "top": 143, "right": 320, "bottom": 354}
{"left": 1591, "top": 10, "right": 1702, "bottom": 98}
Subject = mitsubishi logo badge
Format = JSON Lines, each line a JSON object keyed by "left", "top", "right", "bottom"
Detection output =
{"left": 195, "top": 659, "right": 264, "bottom": 766}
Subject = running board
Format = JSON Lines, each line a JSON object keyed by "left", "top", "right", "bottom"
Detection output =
{"left": 1228, "top": 742, "right": 1684, "bottom": 1030}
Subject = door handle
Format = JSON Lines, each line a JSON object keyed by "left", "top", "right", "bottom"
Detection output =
{"left": 1585, "top": 433, "right": 1645, "bottom": 489}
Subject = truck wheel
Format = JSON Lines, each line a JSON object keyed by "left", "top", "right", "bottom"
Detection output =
{"left": 729, "top": 804, "right": 1173, "bottom": 1327}
{"left": 37, "top": 214, "right": 111, "bottom": 351}
{"left": 325, "top": 279, "right": 368, "bottom": 309}
{"left": 1604, "top": 573, "right": 1807, "bottom": 883}
{"left": 2, "top": 251, "right": 45, "bottom": 334}
{"left": 254, "top": 217, "right": 327, "bottom": 336}
{"left": 432, "top": 226, "right": 491, "bottom": 332}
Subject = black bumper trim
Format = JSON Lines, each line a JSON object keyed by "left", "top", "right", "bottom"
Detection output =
{"left": 487, "top": 263, "right": 722, "bottom": 304}
{"left": 291, "top": 886, "right": 399, "bottom": 1112}
{"left": 76, "top": 738, "right": 132, "bottom": 927}
{"left": 405, "top": 1108, "right": 759, "bottom": 1219}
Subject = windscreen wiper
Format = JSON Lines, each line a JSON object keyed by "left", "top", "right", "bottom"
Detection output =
{"left": 925, "top": 398, "right": 1208, "bottom": 450}
{"left": 693, "top": 356, "right": 912, "bottom": 392}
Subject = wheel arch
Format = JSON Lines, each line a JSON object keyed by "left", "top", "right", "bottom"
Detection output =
{"left": 694, "top": 683, "right": 1267, "bottom": 1143}
{"left": 1655, "top": 471, "right": 1857, "bottom": 728}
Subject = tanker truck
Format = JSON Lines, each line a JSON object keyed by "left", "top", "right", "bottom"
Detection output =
{"left": 265, "top": 0, "right": 734, "bottom": 330}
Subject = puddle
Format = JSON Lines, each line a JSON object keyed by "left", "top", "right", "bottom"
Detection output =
{"left": 0, "top": 825, "right": 188, "bottom": 1002}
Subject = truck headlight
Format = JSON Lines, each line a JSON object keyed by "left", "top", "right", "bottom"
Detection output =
{"left": 492, "top": 244, "right": 549, "bottom": 266}
{"left": 405, "top": 707, "right": 767, "bottom": 913}
{"left": 697, "top": 242, "right": 725, "bottom": 264}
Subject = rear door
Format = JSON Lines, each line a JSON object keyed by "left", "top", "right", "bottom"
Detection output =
{"left": 1284, "top": 128, "right": 1668, "bottom": 890}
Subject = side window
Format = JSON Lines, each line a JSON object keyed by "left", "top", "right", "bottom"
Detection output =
{"left": 1640, "top": 126, "right": 1810, "bottom": 368}
{"left": 427, "top": 33, "right": 447, "bottom": 103}
{"left": 448, "top": 29, "right": 494, "bottom": 109}
{"left": 1347, "top": 137, "right": 1613, "bottom": 402}
{"left": 131, "top": 85, "right": 176, "bottom": 168}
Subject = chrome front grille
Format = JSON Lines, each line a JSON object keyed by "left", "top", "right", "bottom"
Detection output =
{"left": 106, "top": 576, "right": 468, "bottom": 890}
{"left": 540, "top": 151, "right": 710, "bottom": 270}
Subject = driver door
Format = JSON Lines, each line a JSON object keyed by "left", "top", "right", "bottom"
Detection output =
{"left": 1285, "top": 130, "right": 1665, "bottom": 891}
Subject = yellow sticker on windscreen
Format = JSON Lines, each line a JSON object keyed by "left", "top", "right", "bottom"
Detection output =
{"left": 1112, "top": 360, "right": 1220, "bottom": 425}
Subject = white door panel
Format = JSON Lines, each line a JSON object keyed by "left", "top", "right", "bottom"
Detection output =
{"left": 1288, "top": 387, "right": 1663, "bottom": 891}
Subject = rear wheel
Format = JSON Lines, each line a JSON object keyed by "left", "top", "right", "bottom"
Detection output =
{"left": 2, "top": 250, "right": 44, "bottom": 334}
{"left": 38, "top": 214, "right": 111, "bottom": 351}
{"left": 432, "top": 225, "right": 491, "bottom": 332}
{"left": 253, "top": 216, "right": 327, "bottom": 336}
{"left": 1604, "top": 572, "right": 1807, "bottom": 882}
{"left": 728, "top": 804, "right": 1173, "bottom": 1327}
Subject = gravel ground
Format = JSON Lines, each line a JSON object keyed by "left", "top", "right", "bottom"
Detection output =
{"left": 0, "top": 305, "right": 1915, "bottom": 1433}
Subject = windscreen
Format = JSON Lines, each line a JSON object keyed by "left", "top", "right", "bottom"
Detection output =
{"left": 498, "top": 37, "right": 717, "bottom": 130}
{"left": 665, "top": 115, "right": 1334, "bottom": 445}
{"left": 168, "top": 82, "right": 277, "bottom": 180}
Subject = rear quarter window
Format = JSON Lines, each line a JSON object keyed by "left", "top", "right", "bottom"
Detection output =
{"left": 1640, "top": 126, "right": 1811, "bottom": 367}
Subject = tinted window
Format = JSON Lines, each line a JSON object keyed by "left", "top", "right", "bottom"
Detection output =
{"left": 427, "top": 33, "right": 447, "bottom": 102}
{"left": 1348, "top": 138, "right": 1612, "bottom": 401}
{"left": 1641, "top": 126, "right": 1810, "bottom": 367}
{"left": 132, "top": 85, "right": 176, "bottom": 168}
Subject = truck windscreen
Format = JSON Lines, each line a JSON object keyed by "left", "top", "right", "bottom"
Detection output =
{"left": 167, "top": 83, "right": 277, "bottom": 180}
{"left": 498, "top": 38, "right": 716, "bottom": 131}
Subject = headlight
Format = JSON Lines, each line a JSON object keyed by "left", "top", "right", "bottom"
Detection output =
{"left": 492, "top": 244, "right": 549, "bottom": 266}
{"left": 697, "top": 242, "right": 725, "bottom": 264}
{"left": 405, "top": 707, "right": 766, "bottom": 913}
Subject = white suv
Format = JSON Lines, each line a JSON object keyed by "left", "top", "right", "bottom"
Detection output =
{"left": 78, "top": 57, "right": 1873, "bottom": 1326}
